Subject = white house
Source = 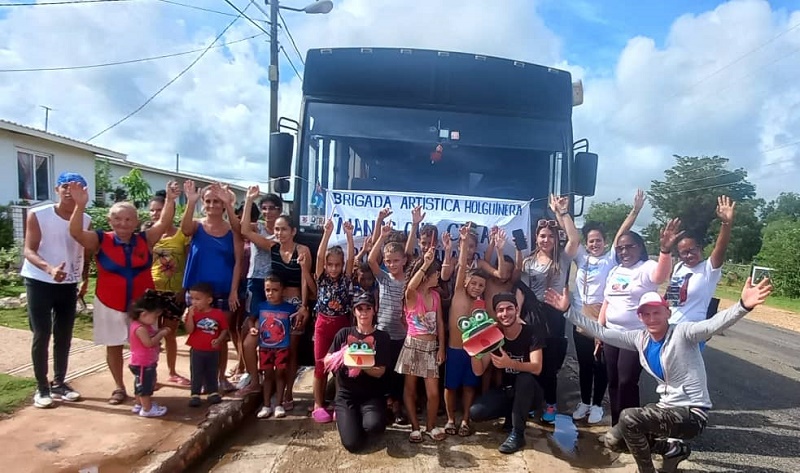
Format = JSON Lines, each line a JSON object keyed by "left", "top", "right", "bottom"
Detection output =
{"left": 0, "top": 119, "right": 125, "bottom": 206}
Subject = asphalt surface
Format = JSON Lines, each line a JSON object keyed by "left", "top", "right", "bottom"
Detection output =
{"left": 193, "top": 318, "right": 800, "bottom": 473}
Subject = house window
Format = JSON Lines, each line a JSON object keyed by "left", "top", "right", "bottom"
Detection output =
{"left": 17, "top": 150, "right": 52, "bottom": 201}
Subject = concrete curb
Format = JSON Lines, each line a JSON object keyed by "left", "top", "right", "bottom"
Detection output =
{"left": 136, "top": 392, "right": 262, "bottom": 473}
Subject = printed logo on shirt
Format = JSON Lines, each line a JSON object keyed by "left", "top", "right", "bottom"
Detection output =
{"left": 196, "top": 317, "right": 219, "bottom": 335}
{"left": 608, "top": 274, "right": 632, "bottom": 294}
{"left": 665, "top": 274, "right": 693, "bottom": 307}
{"left": 505, "top": 354, "right": 524, "bottom": 375}
{"left": 259, "top": 311, "right": 288, "bottom": 348}
{"left": 410, "top": 310, "right": 437, "bottom": 333}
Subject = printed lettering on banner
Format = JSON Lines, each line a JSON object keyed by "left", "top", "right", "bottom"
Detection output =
{"left": 324, "top": 189, "right": 531, "bottom": 259}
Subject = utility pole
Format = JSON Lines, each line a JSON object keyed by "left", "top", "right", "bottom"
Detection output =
{"left": 269, "top": 0, "right": 280, "bottom": 133}
{"left": 40, "top": 105, "right": 53, "bottom": 131}
{"left": 176, "top": 153, "right": 180, "bottom": 172}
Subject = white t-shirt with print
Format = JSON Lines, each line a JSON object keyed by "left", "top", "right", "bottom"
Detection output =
{"left": 666, "top": 259, "right": 722, "bottom": 324}
{"left": 574, "top": 246, "right": 616, "bottom": 307}
{"left": 603, "top": 259, "right": 658, "bottom": 331}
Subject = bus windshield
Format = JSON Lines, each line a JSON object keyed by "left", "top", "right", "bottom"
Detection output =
{"left": 296, "top": 101, "right": 572, "bottom": 227}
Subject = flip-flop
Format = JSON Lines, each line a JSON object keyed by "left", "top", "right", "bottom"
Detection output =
{"left": 168, "top": 374, "right": 191, "bottom": 386}
{"left": 444, "top": 421, "right": 457, "bottom": 435}
{"left": 408, "top": 430, "right": 424, "bottom": 443}
{"left": 458, "top": 422, "right": 473, "bottom": 437}
{"left": 108, "top": 389, "right": 127, "bottom": 405}
{"left": 425, "top": 427, "right": 447, "bottom": 441}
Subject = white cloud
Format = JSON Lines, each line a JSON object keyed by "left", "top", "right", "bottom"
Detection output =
{"left": 0, "top": 0, "right": 797, "bottom": 213}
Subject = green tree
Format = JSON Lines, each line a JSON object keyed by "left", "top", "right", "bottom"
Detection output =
{"left": 649, "top": 155, "right": 757, "bottom": 237}
{"left": 761, "top": 192, "right": 800, "bottom": 223}
{"left": 755, "top": 218, "right": 800, "bottom": 297}
{"left": 93, "top": 159, "right": 113, "bottom": 207}
{"left": 118, "top": 168, "right": 151, "bottom": 208}
{"left": 583, "top": 200, "right": 632, "bottom": 241}
{"left": 642, "top": 221, "right": 663, "bottom": 256}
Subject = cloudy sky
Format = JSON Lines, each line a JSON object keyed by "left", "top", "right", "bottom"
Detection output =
{"left": 0, "top": 0, "right": 798, "bottom": 211}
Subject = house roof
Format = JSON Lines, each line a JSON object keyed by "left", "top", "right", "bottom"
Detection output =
{"left": 103, "top": 156, "right": 268, "bottom": 193}
{"left": 0, "top": 119, "right": 127, "bottom": 159}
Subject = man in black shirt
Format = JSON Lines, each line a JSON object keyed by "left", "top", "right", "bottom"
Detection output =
{"left": 470, "top": 293, "right": 545, "bottom": 454}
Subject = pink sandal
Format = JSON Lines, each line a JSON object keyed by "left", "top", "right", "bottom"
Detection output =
{"left": 312, "top": 407, "right": 333, "bottom": 423}
{"left": 168, "top": 374, "right": 191, "bottom": 386}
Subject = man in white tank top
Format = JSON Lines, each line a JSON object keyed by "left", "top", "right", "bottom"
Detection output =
{"left": 20, "top": 172, "right": 91, "bottom": 408}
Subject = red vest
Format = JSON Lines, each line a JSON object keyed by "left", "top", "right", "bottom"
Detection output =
{"left": 95, "top": 231, "right": 154, "bottom": 312}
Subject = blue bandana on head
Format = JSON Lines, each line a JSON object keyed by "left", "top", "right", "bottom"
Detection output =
{"left": 56, "top": 172, "right": 87, "bottom": 187}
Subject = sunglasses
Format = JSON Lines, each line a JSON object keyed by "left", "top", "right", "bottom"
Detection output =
{"left": 537, "top": 219, "right": 558, "bottom": 228}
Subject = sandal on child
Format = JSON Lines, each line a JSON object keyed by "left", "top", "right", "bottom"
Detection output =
{"left": 458, "top": 421, "right": 473, "bottom": 437}
{"left": 444, "top": 421, "right": 457, "bottom": 435}
{"left": 426, "top": 427, "right": 447, "bottom": 441}
{"left": 108, "top": 389, "right": 127, "bottom": 405}
{"left": 408, "top": 430, "right": 424, "bottom": 443}
{"left": 283, "top": 400, "right": 294, "bottom": 411}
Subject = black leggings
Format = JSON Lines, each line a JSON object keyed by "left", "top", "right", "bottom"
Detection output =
{"left": 386, "top": 339, "right": 404, "bottom": 402}
{"left": 470, "top": 373, "right": 542, "bottom": 433}
{"left": 619, "top": 404, "right": 708, "bottom": 473}
{"left": 334, "top": 394, "right": 386, "bottom": 452}
{"left": 540, "top": 304, "right": 567, "bottom": 405}
{"left": 604, "top": 343, "right": 642, "bottom": 425}
{"left": 25, "top": 278, "right": 78, "bottom": 392}
{"left": 573, "top": 326, "right": 608, "bottom": 407}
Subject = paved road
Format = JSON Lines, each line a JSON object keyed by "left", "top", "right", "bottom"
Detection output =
{"left": 193, "top": 318, "right": 799, "bottom": 473}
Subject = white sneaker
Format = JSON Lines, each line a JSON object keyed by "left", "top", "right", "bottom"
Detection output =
{"left": 139, "top": 403, "right": 168, "bottom": 417}
{"left": 33, "top": 390, "right": 54, "bottom": 409}
{"left": 257, "top": 406, "right": 273, "bottom": 419}
{"left": 235, "top": 373, "right": 251, "bottom": 390}
{"left": 572, "top": 402, "right": 591, "bottom": 420}
{"left": 131, "top": 404, "right": 142, "bottom": 414}
{"left": 588, "top": 405, "right": 604, "bottom": 424}
{"left": 274, "top": 405, "right": 286, "bottom": 418}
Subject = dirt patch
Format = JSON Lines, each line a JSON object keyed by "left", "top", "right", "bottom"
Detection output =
{"left": 719, "top": 298, "right": 800, "bottom": 333}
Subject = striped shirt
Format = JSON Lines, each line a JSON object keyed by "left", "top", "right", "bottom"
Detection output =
{"left": 375, "top": 270, "right": 406, "bottom": 340}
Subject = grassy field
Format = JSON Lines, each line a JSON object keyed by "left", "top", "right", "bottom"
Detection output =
{"left": 715, "top": 284, "right": 800, "bottom": 314}
{"left": 0, "top": 278, "right": 96, "bottom": 340}
{"left": 0, "top": 373, "right": 37, "bottom": 415}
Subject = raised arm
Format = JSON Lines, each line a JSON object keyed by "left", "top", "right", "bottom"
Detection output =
{"left": 710, "top": 195, "right": 735, "bottom": 269}
{"left": 685, "top": 278, "right": 771, "bottom": 342}
{"left": 552, "top": 194, "right": 580, "bottom": 258}
{"left": 343, "top": 221, "right": 355, "bottom": 277}
{"left": 614, "top": 189, "right": 645, "bottom": 247}
{"left": 405, "top": 206, "right": 424, "bottom": 259}
{"left": 146, "top": 181, "right": 179, "bottom": 248}
{"left": 495, "top": 228, "right": 509, "bottom": 278}
{"left": 406, "top": 247, "right": 435, "bottom": 302}
{"left": 368, "top": 220, "right": 392, "bottom": 276}
{"left": 454, "top": 224, "right": 471, "bottom": 290}
{"left": 484, "top": 226, "right": 498, "bottom": 263}
{"left": 371, "top": 207, "right": 392, "bottom": 246}
{"left": 652, "top": 218, "right": 682, "bottom": 284}
{"left": 66, "top": 182, "right": 99, "bottom": 252}
{"left": 241, "top": 186, "right": 277, "bottom": 250}
{"left": 215, "top": 183, "right": 241, "bottom": 236}
{"left": 317, "top": 219, "right": 334, "bottom": 279}
{"left": 440, "top": 232, "right": 454, "bottom": 281}
{"left": 545, "top": 288, "right": 640, "bottom": 351}
{"left": 180, "top": 180, "right": 200, "bottom": 237}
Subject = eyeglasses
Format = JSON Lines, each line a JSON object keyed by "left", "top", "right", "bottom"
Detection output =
{"left": 537, "top": 219, "right": 558, "bottom": 228}
{"left": 615, "top": 244, "right": 638, "bottom": 252}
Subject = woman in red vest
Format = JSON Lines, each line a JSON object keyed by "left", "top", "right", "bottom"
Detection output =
{"left": 69, "top": 181, "right": 180, "bottom": 405}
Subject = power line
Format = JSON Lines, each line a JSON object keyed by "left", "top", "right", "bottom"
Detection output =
{"left": 87, "top": 3, "right": 250, "bottom": 142}
{"left": 281, "top": 45, "right": 302, "bottom": 81}
{"left": 0, "top": 0, "right": 128, "bottom": 5}
{"left": 155, "top": 0, "right": 269, "bottom": 23}
{"left": 221, "top": 0, "right": 271, "bottom": 37}
{"left": 0, "top": 33, "right": 263, "bottom": 72}
{"left": 278, "top": 10, "right": 305, "bottom": 66}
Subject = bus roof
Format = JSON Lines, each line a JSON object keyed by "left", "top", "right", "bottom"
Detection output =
{"left": 302, "top": 48, "right": 574, "bottom": 120}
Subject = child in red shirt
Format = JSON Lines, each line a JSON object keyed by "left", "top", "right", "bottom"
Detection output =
{"left": 185, "top": 282, "right": 230, "bottom": 406}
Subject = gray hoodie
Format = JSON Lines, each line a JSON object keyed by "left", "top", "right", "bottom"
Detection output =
{"left": 564, "top": 301, "right": 751, "bottom": 410}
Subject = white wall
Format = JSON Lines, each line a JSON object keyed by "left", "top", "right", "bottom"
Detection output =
{"left": 0, "top": 129, "right": 96, "bottom": 206}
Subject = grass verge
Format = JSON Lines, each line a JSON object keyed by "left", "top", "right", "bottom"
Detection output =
{"left": 0, "top": 308, "right": 95, "bottom": 340}
{"left": 0, "top": 373, "right": 37, "bottom": 415}
{"left": 715, "top": 284, "right": 800, "bottom": 314}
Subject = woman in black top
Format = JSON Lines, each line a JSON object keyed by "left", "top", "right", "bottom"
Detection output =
{"left": 470, "top": 293, "right": 545, "bottom": 454}
{"left": 325, "top": 291, "right": 390, "bottom": 452}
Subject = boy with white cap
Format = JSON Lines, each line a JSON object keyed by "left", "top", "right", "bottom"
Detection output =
{"left": 545, "top": 278, "right": 772, "bottom": 473}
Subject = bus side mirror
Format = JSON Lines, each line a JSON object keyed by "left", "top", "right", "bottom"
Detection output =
{"left": 574, "top": 152, "right": 598, "bottom": 196}
{"left": 269, "top": 132, "right": 294, "bottom": 180}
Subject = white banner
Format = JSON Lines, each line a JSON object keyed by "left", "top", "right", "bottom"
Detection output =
{"left": 324, "top": 189, "right": 531, "bottom": 258}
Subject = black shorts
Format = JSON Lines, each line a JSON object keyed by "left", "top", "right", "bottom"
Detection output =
{"left": 129, "top": 364, "right": 158, "bottom": 396}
